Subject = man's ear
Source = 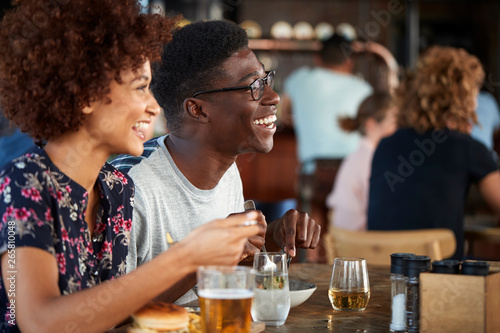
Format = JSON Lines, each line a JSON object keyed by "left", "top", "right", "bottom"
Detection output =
{"left": 183, "top": 98, "right": 209, "bottom": 124}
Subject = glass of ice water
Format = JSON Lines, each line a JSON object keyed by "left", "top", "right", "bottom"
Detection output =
{"left": 251, "top": 252, "right": 290, "bottom": 326}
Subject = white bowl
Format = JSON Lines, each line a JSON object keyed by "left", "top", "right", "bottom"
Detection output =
{"left": 289, "top": 279, "right": 317, "bottom": 308}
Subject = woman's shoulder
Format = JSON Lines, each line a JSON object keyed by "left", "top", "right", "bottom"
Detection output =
{"left": 0, "top": 147, "right": 50, "bottom": 185}
{"left": 100, "top": 162, "right": 135, "bottom": 196}
{"left": 443, "top": 129, "right": 487, "bottom": 148}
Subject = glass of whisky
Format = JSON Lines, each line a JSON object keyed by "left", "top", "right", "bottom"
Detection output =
{"left": 329, "top": 257, "right": 370, "bottom": 311}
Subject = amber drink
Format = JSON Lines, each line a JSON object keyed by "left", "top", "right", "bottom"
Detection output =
{"left": 328, "top": 289, "right": 370, "bottom": 310}
{"left": 329, "top": 258, "right": 370, "bottom": 311}
{"left": 199, "top": 289, "right": 253, "bottom": 333}
{"left": 197, "top": 266, "right": 254, "bottom": 333}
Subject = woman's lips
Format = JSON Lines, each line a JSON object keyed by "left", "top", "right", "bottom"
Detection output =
{"left": 132, "top": 121, "right": 150, "bottom": 139}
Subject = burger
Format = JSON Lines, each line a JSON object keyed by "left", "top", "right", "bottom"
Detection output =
{"left": 127, "top": 301, "right": 191, "bottom": 333}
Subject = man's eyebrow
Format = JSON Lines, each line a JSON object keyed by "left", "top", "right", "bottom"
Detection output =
{"left": 237, "top": 64, "right": 266, "bottom": 84}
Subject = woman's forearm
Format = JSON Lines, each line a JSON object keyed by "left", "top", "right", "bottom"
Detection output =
{"left": 12, "top": 243, "right": 194, "bottom": 333}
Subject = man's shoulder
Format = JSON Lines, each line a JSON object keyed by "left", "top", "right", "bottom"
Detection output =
{"left": 111, "top": 136, "right": 164, "bottom": 173}
{"left": 317, "top": 70, "right": 373, "bottom": 95}
{"left": 338, "top": 72, "right": 372, "bottom": 90}
{"left": 284, "top": 67, "right": 312, "bottom": 87}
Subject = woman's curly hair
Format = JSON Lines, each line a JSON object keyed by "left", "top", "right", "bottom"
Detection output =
{"left": 0, "top": 0, "right": 177, "bottom": 141}
{"left": 397, "top": 46, "right": 484, "bottom": 133}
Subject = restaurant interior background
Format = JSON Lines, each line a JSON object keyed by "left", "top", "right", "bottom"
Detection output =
{"left": 3, "top": 0, "right": 498, "bottom": 261}
{"left": 151, "top": 0, "right": 500, "bottom": 262}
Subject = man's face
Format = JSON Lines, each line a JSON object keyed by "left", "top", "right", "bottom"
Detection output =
{"left": 201, "top": 47, "right": 280, "bottom": 156}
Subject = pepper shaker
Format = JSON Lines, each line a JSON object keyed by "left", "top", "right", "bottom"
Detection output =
{"left": 404, "top": 255, "right": 431, "bottom": 333}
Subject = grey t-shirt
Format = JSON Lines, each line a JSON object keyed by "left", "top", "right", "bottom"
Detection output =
{"left": 113, "top": 135, "right": 245, "bottom": 304}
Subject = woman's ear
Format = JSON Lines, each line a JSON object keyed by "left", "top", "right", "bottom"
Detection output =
{"left": 183, "top": 98, "right": 208, "bottom": 124}
{"left": 82, "top": 105, "right": 94, "bottom": 115}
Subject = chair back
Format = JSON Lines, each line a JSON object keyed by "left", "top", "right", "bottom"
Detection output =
{"left": 324, "top": 227, "right": 457, "bottom": 266}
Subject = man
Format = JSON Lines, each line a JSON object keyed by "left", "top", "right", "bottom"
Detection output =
{"left": 283, "top": 34, "right": 373, "bottom": 174}
{"left": 112, "top": 20, "right": 320, "bottom": 304}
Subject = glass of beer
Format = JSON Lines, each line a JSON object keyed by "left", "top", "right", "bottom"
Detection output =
{"left": 251, "top": 252, "right": 290, "bottom": 326}
{"left": 329, "top": 257, "right": 370, "bottom": 311}
{"left": 197, "top": 266, "right": 254, "bottom": 333}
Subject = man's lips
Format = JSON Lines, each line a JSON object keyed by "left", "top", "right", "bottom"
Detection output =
{"left": 253, "top": 114, "right": 277, "bottom": 129}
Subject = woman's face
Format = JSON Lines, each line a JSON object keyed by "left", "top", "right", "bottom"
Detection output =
{"left": 376, "top": 107, "right": 398, "bottom": 138}
{"left": 84, "top": 61, "right": 160, "bottom": 157}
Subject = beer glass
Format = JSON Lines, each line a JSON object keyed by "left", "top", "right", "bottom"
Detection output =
{"left": 251, "top": 252, "right": 290, "bottom": 326}
{"left": 329, "top": 257, "right": 370, "bottom": 311}
{"left": 197, "top": 266, "right": 254, "bottom": 333}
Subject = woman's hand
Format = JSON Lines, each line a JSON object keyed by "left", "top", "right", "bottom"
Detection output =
{"left": 179, "top": 211, "right": 263, "bottom": 268}
{"left": 239, "top": 210, "right": 267, "bottom": 262}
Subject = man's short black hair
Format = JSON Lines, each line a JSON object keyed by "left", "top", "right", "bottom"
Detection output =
{"left": 152, "top": 20, "right": 248, "bottom": 133}
{"left": 320, "top": 34, "right": 352, "bottom": 66}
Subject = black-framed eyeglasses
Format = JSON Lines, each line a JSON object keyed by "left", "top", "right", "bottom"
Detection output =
{"left": 192, "top": 70, "right": 275, "bottom": 101}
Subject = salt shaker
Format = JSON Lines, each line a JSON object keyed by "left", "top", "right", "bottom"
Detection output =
{"left": 390, "top": 253, "right": 415, "bottom": 332}
{"left": 404, "top": 255, "right": 431, "bottom": 333}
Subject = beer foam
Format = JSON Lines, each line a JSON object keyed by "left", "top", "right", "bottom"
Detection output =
{"left": 198, "top": 289, "right": 254, "bottom": 300}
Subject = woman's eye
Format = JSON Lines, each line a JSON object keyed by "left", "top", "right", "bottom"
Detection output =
{"left": 138, "top": 85, "right": 148, "bottom": 92}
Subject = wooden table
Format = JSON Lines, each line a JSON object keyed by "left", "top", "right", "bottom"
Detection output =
{"left": 110, "top": 263, "right": 392, "bottom": 333}
{"left": 265, "top": 263, "right": 391, "bottom": 332}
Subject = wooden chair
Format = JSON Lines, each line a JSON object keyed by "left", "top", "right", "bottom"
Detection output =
{"left": 324, "top": 227, "right": 457, "bottom": 266}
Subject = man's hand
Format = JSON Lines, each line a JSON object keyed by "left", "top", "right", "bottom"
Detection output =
{"left": 266, "top": 209, "right": 321, "bottom": 257}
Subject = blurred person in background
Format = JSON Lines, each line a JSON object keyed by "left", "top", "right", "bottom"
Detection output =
{"left": 326, "top": 92, "right": 397, "bottom": 231}
{"left": 281, "top": 35, "right": 398, "bottom": 262}
{"left": 283, "top": 34, "right": 373, "bottom": 175}
{"left": 0, "top": 1, "right": 261, "bottom": 332}
{"left": 0, "top": 111, "right": 33, "bottom": 169}
{"left": 0, "top": 2, "right": 33, "bottom": 169}
{"left": 471, "top": 89, "right": 500, "bottom": 161}
{"left": 368, "top": 46, "right": 500, "bottom": 260}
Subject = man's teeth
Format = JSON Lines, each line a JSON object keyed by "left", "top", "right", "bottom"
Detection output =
{"left": 253, "top": 115, "right": 277, "bottom": 127}
{"left": 134, "top": 122, "right": 149, "bottom": 130}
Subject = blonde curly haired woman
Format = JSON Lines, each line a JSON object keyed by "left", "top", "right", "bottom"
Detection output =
{"left": 367, "top": 46, "right": 500, "bottom": 260}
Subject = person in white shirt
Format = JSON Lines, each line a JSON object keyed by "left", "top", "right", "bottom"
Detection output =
{"left": 283, "top": 34, "right": 374, "bottom": 175}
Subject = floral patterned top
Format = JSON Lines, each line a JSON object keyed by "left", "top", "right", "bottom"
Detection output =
{"left": 0, "top": 146, "right": 134, "bottom": 332}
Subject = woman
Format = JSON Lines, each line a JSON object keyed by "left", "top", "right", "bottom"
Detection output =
{"left": 326, "top": 92, "right": 397, "bottom": 231}
{"left": 367, "top": 46, "right": 500, "bottom": 259}
{"left": 0, "top": 1, "right": 261, "bottom": 332}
